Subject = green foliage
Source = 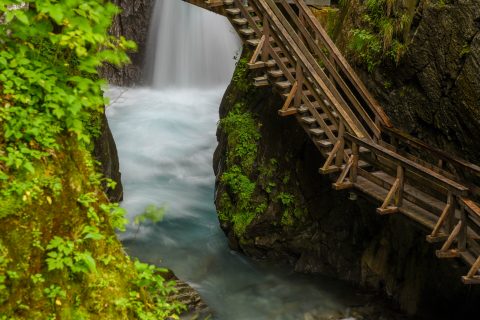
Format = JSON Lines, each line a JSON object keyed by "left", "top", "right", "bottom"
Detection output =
{"left": 346, "top": 0, "right": 415, "bottom": 71}
{"left": 0, "top": 0, "right": 135, "bottom": 218}
{"left": 218, "top": 102, "right": 266, "bottom": 235}
{"left": 0, "top": 1, "right": 183, "bottom": 318}
{"left": 134, "top": 205, "right": 165, "bottom": 226}
{"left": 220, "top": 103, "right": 261, "bottom": 174}
{"left": 231, "top": 57, "right": 251, "bottom": 92}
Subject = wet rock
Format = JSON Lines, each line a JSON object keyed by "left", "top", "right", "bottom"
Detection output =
{"left": 100, "top": 0, "right": 155, "bottom": 86}
{"left": 93, "top": 112, "right": 123, "bottom": 202}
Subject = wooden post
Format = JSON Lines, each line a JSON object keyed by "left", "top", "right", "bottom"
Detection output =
{"left": 294, "top": 63, "right": 303, "bottom": 107}
{"left": 459, "top": 204, "right": 467, "bottom": 251}
{"left": 261, "top": 16, "right": 270, "bottom": 63}
{"left": 350, "top": 142, "right": 359, "bottom": 184}
{"left": 335, "top": 121, "right": 345, "bottom": 168}
{"left": 395, "top": 165, "right": 404, "bottom": 207}
{"left": 446, "top": 192, "right": 455, "bottom": 233}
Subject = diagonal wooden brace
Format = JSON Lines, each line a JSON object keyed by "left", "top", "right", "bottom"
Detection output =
{"left": 249, "top": 35, "right": 266, "bottom": 65}
{"left": 462, "top": 256, "right": 480, "bottom": 284}
{"left": 278, "top": 81, "right": 298, "bottom": 116}
{"left": 376, "top": 177, "right": 401, "bottom": 215}
{"left": 319, "top": 140, "right": 342, "bottom": 174}
{"left": 436, "top": 220, "right": 462, "bottom": 258}
{"left": 332, "top": 155, "right": 354, "bottom": 190}
{"left": 427, "top": 192, "right": 455, "bottom": 243}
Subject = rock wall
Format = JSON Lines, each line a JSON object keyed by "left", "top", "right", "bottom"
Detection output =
{"left": 100, "top": 0, "right": 154, "bottom": 86}
{"left": 93, "top": 112, "right": 123, "bottom": 202}
{"left": 337, "top": 0, "right": 480, "bottom": 163}
{"left": 214, "top": 51, "right": 480, "bottom": 318}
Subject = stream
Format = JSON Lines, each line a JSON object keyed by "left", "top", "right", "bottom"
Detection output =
{"left": 106, "top": 0, "right": 377, "bottom": 319}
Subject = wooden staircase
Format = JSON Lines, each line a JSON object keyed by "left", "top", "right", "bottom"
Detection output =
{"left": 213, "top": 0, "right": 480, "bottom": 284}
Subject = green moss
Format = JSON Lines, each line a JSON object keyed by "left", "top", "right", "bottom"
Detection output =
{"left": 231, "top": 57, "right": 252, "bottom": 93}
{"left": 344, "top": 0, "right": 415, "bottom": 71}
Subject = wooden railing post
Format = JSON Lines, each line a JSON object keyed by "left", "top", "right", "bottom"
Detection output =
{"left": 335, "top": 121, "right": 345, "bottom": 168}
{"left": 458, "top": 204, "right": 467, "bottom": 251}
{"left": 396, "top": 165, "right": 404, "bottom": 207}
{"left": 294, "top": 63, "right": 303, "bottom": 107}
{"left": 261, "top": 16, "right": 270, "bottom": 62}
{"left": 350, "top": 142, "right": 359, "bottom": 184}
{"left": 446, "top": 192, "right": 455, "bottom": 233}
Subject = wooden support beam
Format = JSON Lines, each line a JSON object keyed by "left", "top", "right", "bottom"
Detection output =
{"left": 278, "top": 81, "right": 298, "bottom": 116}
{"left": 249, "top": 35, "right": 266, "bottom": 65}
{"left": 335, "top": 121, "right": 345, "bottom": 168}
{"left": 350, "top": 142, "right": 359, "bottom": 184}
{"left": 261, "top": 16, "right": 270, "bottom": 62}
{"left": 427, "top": 192, "right": 455, "bottom": 242}
{"left": 462, "top": 256, "right": 480, "bottom": 284}
{"left": 332, "top": 155, "right": 354, "bottom": 190}
{"left": 458, "top": 205, "right": 467, "bottom": 251}
{"left": 436, "top": 221, "right": 462, "bottom": 258}
{"left": 319, "top": 140, "right": 342, "bottom": 174}
{"left": 376, "top": 177, "right": 400, "bottom": 215}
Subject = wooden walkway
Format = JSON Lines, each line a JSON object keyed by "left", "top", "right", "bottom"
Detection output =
{"left": 209, "top": 0, "right": 480, "bottom": 284}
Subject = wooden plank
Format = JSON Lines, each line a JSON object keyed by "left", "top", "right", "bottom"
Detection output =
{"left": 249, "top": 35, "right": 266, "bottom": 65}
{"left": 293, "top": 0, "right": 392, "bottom": 128}
{"left": 257, "top": 0, "right": 368, "bottom": 139}
{"left": 354, "top": 176, "right": 437, "bottom": 230}
{"left": 277, "top": 0, "right": 381, "bottom": 139}
{"left": 345, "top": 133, "right": 469, "bottom": 195}
{"left": 280, "top": 81, "right": 298, "bottom": 113}
{"left": 383, "top": 126, "right": 480, "bottom": 178}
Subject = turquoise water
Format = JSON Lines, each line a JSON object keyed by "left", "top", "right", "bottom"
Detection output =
{"left": 105, "top": 87, "right": 363, "bottom": 319}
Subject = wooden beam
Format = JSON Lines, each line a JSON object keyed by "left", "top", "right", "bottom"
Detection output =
{"left": 319, "top": 140, "right": 342, "bottom": 174}
{"left": 249, "top": 35, "right": 266, "bottom": 65}
{"left": 436, "top": 221, "right": 462, "bottom": 258}
{"left": 427, "top": 194, "right": 454, "bottom": 243}
{"left": 376, "top": 177, "right": 400, "bottom": 215}
{"left": 279, "top": 81, "right": 298, "bottom": 116}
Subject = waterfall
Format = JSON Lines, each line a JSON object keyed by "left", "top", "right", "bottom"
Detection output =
{"left": 145, "top": 0, "right": 242, "bottom": 88}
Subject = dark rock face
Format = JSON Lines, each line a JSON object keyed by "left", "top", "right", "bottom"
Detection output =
{"left": 214, "top": 50, "right": 480, "bottom": 317}
{"left": 351, "top": 0, "right": 480, "bottom": 163}
{"left": 100, "top": 0, "right": 154, "bottom": 86}
{"left": 93, "top": 112, "right": 123, "bottom": 203}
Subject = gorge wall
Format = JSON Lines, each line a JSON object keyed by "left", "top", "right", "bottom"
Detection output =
{"left": 101, "top": 0, "right": 154, "bottom": 86}
{"left": 213, "top": 0, "right": 480, "bottom": 317}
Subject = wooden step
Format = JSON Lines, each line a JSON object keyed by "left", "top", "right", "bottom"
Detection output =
{"left": 232, "top": 18, "right": 248, "bottom": 26}
{"left": 354, "top": 176, "right": 438, "bottom": 230}
{"left": 223, "top": 0, "right": 234, "bottom": 5}
{"left": 225, "top": 8, "right": 240, "bottom": 15}
{"left": 239, "top": 28, "right": 255, "bottom": 36}
{"left": 308, "top": 128, "right": 325, "bottom": 137}
{"left": 301, "top": 116, "right": 316, "bottom": 126}
{"left": 282, "top": 90, "right": 311, "bottom": 99}
{"left": 316, "top": 139, "right": 333, "bottom": 148}
{"left": 253, "top": 75, "right": 269, "bottom": 87}
{"left": 268, "top": 68, "right": 295, "bottom": 78}
{"left": 275, "top": 80, "right": 291, "bottom": 90}
{"left": 246, "top": 38, "right": 260, "bottom": 46}
{"left": 369, "top": 171, "right": 446, "bottom": 216}
{"left": 326, "top": 147, "right": 370, "bottom": 157}
{"left": 320, "top": 160, "right": 371, "bottom": 175}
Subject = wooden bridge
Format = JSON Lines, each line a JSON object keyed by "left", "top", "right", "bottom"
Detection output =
{"left": 205, "top": 0, "right": 480, "bottom": 284}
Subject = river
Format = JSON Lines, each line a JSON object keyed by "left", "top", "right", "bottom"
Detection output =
{"left": 106, "top": 0, "right": 372, "bottom": 319}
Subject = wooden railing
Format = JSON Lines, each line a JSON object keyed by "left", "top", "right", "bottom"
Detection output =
{"left": 213, "top": 0, "right": 480, "bottom": 284}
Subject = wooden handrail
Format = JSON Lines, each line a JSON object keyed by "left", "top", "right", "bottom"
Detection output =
{"left": 345, "top": 133, "right": 469, "bottom": 196}
{"left": 275, "top": 0, "right": 381, "bottom": 139}
{"left": 293, "top": 0, "right": 392, "bottom": 128}
{"left": 383, "top": 125, "right": 480, "bottom": 178}
{"left": 257, "top": 0, "right": 369, "bottom": 139}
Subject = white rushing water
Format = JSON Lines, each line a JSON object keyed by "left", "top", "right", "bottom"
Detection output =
{"left": 106, "top": 0, "right": 362, "bottom": 318}
{"left": 145, "top": 0, "right": 240, "bottom": 88}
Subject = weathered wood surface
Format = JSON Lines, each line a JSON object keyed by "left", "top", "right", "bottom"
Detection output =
{"left": 214, "top": 0, "right": 480, "bottom": 283}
